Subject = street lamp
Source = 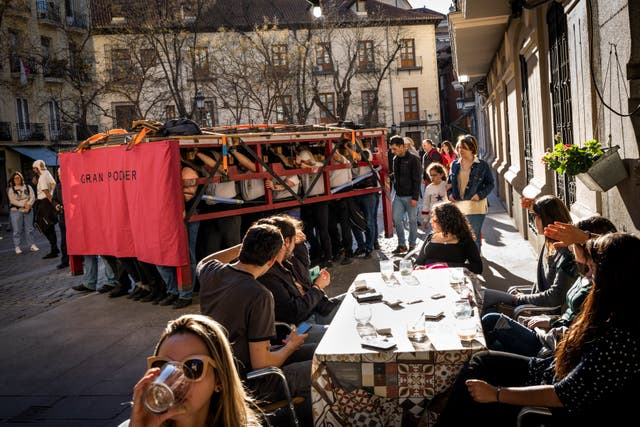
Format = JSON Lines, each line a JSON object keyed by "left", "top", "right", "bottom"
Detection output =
{"left": 195, "top": 91, "right": 205, "bottom": 125}
{"left": 390, "top": 123, "right": 397, "bottom": 135}
{"left": 306, "top": 0, "right": 322, "bottom": 18}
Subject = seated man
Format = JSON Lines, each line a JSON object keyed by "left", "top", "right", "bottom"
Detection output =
{"left": 198, "top": 223, "right": 314, "bottom": 424}
{"left": 256, "top": 215, "right": 341, "bottom": 336}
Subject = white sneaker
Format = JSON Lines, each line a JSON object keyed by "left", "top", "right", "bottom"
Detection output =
{"left": 15, "top": 247, "right": 23, "bottom": 254}
{"left": 30, "top": 244, "right": 39, "bottom": 252}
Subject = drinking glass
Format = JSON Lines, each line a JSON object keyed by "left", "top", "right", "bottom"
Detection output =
{"left": 379, "top": 259, "right": 395, "bottom": 285}
{"left": 406, "top": 318, "right": 426, "bottom": 342}
{"left": 354, "top": 304, "right": 372, "bottom": 326}
{"left": 453, "top": 299, "right": 476, "bottom": 341}
{"left": 143, "top": 361, "right": 191, "bottom": 414}
{"left": 449, "top": 267, "right": 465, "bottom": 293}
{"left": 399, "top": 259, "right": 413, "bottom": 277}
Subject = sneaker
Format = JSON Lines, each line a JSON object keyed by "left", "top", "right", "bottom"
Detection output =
{"left": 173, "top": 298, "right": 192, "bottom": 309}
{"left": 353, "top": 247, "right": 366, "bottom": 257}
{"left": 109, "top": 285, "right": 129, "bottom": 298}
{"left": 42, "top": 252, "right": 58, "bottom": 259}
{"left": 392, "top": 246, "right": 408, "bottom": 255}
{"left": 15, "top": 247, "right": 22, "bottom": 254}
{"left": 72, "top": 284, "right": 95, "bottom": 292}
{"left": 361, "top": 250, "right": 372, "bottom": 259}
{"left": 126, "top": 286, "right": 144, "bottom": 300}
{"left": 29, "top": 244, "right": 39, "bottom": 252}
{"left": 98, "top": 285, "right": 115, "bottom": 294}
{"left": 151, "top": 291, "right": 168, "bottom": 305}
{"left": 159, "top": 294, "right": 179, "bottom": 306}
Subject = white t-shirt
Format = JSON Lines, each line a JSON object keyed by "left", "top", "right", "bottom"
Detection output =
{"left": 273, "top": 174, "right": 300, "bottom": 200}
{"left": 36, "top": 171, "right": 56, "bottom": 200}
{"left": 330, "top": 154, "right": 352, "bottom": 188}
{"left": 422, "top": 181, "right": 447, "bottom": 213}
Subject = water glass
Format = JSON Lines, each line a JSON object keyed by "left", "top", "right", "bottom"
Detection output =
{"left": 453, "top": 299, "right": 476, "bottom": 341}
{"left": 407, "top": 318, "right": 426, "bottom": 342}
{"left": 143, "top": 362, "right": 191, "bottom": 414}
{"left": 354, "top": 304, "right": 372, "bottom": 326}
{"left": 399, "top": 259, "right": 413, "bottom": 276}
{"left": 379, "top": 259, "right": 394, "bottom": 285}
{"left": 449, "top": 267, "right": 465, "bottom": 292}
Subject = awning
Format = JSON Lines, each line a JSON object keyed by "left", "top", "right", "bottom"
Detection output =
{"left": 7, "top": 146, "right": 59, "bottom": 167}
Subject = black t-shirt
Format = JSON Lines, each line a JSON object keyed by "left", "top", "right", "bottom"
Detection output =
{"left": 198, "top": 259, "right": 275, "bottom": 377}
{"left": 414, "top": 234, "right": 483, "bottom": 274}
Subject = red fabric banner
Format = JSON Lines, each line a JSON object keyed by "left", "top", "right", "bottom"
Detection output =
{"left": 59, "top": 140, "right": 188, "bottom": 266}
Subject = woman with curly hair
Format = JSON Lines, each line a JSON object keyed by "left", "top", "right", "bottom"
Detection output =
{"left": 433, "top": 233, "right": 640, "bottom": 427}
{"left": 413, "top": 201, "right": 482, "bottom": 274}
{"left": 120, "top": 314, "right": 261, "bottom": 427}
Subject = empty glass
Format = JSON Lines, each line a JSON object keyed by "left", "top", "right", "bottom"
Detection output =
{"left": 399, "top": 259, "right": 413, "bottom": 276}
{"left": 354, "top": 304, "right": 372, "bottom": 326}
{"left": 379, "top": 259, "right": 394, "bottom": 285}
{"left": 454, "top": 299, "right": 476, "bottom": 341}
{"left": 407, "top": 318, "right": 426, "bottom": 342}
{"left": 449, "top": 267, "right": 465, "bottom": 293}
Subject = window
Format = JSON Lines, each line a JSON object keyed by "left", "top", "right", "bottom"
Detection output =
{"left": 276, "top": 95, "right": 293, "bottom": 124}
{"left": 165, "top": 105, "right": 176, "bottom": 120}
{"left": 48, "top": 99, "right": 60, "bottom": 138}
{"left": 318, "top": 93, "right": 335, "bottom": 124}
{"left": 403, "top": 88, "right": 419, "bottom": 121}
{"left": 315, "top": 43, "right": 332, "bottom": 71}
{"left": 400, "top": 39, "right": 415, "bottom": 68}
{"left": 357, "top": 40, "right": 374, "bottom": 71}
{"left": 204, "top": 100, "right": 215, "bottom": 127}
{"left": 114, "top": 104, "right": 137, "bottom": 130}
{"left": 140, "top": 48, "right": 156, "bottom": 69}
{"left": 272, "top": 44, "right": 288, "bottom": 68}
{"left": 111, "top": 48, "right": 131, "bottom": 80}
{"left": 193, "top": 47, "right": 209, "bottom": 78}
{"left": 16, "top": 98, "right": 30, "bottom": 140}
{"left": 361, "top": 90, "right": 378, "bottom": 125}
{"left": 9, "top": 30, "right": 20, "bottom": 73}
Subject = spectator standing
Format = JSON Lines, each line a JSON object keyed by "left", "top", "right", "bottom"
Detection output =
{"left": 7, "top": 171, "right": 38, "bottom": 254}
{"left": 389, "top": 136, "right": 421, "bottom": 254}
{"left": 421, "top": 139, "right": 443, "bottom": 185}
{"left": 447, "top": 134, "right": 494, "bottom": 250}
{"left": 422, "top": 163, "right": 448, "bottom": 233}
{"left": 53, "top": 173, "right": 68, "bottom": 269}
{"left": 32, "top": 160, "right": 59, "bottom": 259}
{"left": 72, "top": 255, "right": 118, "bottom": 293}
{"left": 440, "top": 140, "right": 457, "bottom": 171}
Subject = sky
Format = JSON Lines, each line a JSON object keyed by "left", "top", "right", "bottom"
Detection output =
{"left": 408, "top": 0, "right": 453, "bottom": 14}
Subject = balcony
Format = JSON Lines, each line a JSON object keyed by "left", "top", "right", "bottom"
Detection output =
{"left": 312, "top": 64, "right": 335, "bottom": 75}
{"left": 6, "top": 0, "right": 31, "bottom": 19}
{"left": 17, "top": 123, "right": 46, "bottom": 141}
{"left": 357, "top": 62, "right": 377, "bottom": 73}
{"left": 397, "top": 55, "right": 423, "bottom": 73}
{"left": 65, "top": 12, "right": 87, "bottom": 30}
{"left": 0, "top": 122, "right": 12, "bottom": 141}
{"left": 43, "top": 58, "right": 67, "bottom": 81}
{"left": 398, "top": 110, "right": 437, "bottom": 126}
{"left": 36, "top": 0, "right": 62, "bottom": 25}
{"left": 49, "top": 124, "right": 73, "bottom": 141}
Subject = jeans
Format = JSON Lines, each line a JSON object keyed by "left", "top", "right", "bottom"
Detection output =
{"left": 481, "top": 313, "right": 542, "bottom": 357}
{"left": 83, "top": 255, "right": 98, "bottom": 290}
{"left": 10, "top": 209, "right": 35, "bottom": 248}
{"left": 392, "top": 195, "right": 418, "bottom": 247}
{"left": 157, "top": 265, "right": 192, "bottom": 300}
{"left": 466, "top": 213, "right": 486, "bottom": 250}
{"left": 481, "top": 288, "right": 516, "bottom": 315}
{"left": 356, "top": 193, "right": 377, "bottom": 252}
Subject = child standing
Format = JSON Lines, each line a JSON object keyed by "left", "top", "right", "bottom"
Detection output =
{"left": 422, "top": 163, "right": 448, "bottom": 232}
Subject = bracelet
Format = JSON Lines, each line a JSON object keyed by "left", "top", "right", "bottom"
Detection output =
{"left": 496, "top": 386, "right": 502, "bottom": 403}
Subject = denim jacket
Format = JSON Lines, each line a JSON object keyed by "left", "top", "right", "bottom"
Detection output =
{"left": 447, "top": 157, "right": 494, "bottom": 201}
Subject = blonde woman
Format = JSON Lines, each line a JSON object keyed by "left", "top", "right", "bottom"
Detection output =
{"left": 121, "top": 314, "right": 260, "bottom": 427}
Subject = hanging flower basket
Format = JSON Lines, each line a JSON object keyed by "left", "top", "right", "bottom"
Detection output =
{"left": 575, "top": 145, "right": 628, "bottom": 192}
{"left": 542, "top": 136, "right": 628, "bottom": 192}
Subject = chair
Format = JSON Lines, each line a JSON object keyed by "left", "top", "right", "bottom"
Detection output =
{"left": 507, "top": 285, "right": 562, "bottom": 320}
{"left": 246, "top": 321, "right": 303, "bottom": 427}
{"left": 516, "top": 406, "right": 553, "bottom": 427}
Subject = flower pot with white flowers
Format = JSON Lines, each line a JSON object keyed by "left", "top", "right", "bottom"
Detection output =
{"left": 541, "top": 135, "right": 628, "bottom": 192}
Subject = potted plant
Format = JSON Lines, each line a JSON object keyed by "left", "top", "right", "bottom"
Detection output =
{"left": 541, "top": 134, "right": 628, "bottom": 192}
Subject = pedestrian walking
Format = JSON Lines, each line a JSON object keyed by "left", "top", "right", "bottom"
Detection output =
{"left": 7, "top": 171, "right": 38, "bottom": 254}
{"left": 31, "top": 160, "right": 59, "bottom": 258}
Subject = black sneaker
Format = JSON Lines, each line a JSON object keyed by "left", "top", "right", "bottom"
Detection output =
{"left": 43, "top": 252, "right": 58, "bottom": 259}
{"left": 392, "top": 246, "right": 408, "bottom": 255}
{"left": 159, "top": 294, "right": 179, "bottom": 306}
{"left": 98, "top": 285, "right": 115, "bottom": 294}
{"left": 353, "top": 247, "right": 366, "bottom": 257}
{"left": 72, "top": 284, "right": 94, "bottom": 292}
{"left": 133, "top": 289, "right": 151, "bottom": 301}
{"left": 152, "top": 291, "right": 167, "bottom": 305}
{"left": 140, "top": 289, "right": 159, "bottom": 303}
{"left": 126, "top": 286, "right": 143, "bottom": 299}
{"left": 109, "top": 285, "right": 129, "bottom": 298}
{"left": 173, "top": 298, "right": 192, "bottom": 309}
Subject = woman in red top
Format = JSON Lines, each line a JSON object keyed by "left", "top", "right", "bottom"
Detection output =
{"left": 440, "top": 140, "right": 457, "bottom": 170}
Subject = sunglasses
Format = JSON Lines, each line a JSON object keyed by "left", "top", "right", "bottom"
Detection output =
{"left": 147, "top": 355, "right": 215, "bottom": 381}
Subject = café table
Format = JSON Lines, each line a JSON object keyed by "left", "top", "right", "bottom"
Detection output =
{"left": 311, "top": 269, "right": 486, "bottom": 426}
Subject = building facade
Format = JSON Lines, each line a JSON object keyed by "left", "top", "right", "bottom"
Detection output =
{"left": 450, "top": 0, "right": 640, "bottom": 249}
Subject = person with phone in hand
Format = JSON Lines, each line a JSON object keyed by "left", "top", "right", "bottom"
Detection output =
{"left": 198, "top": 223, "right": 315, "bottom": 425}
{"left": 257, "top": 215, "right": 343, "bottom": 336}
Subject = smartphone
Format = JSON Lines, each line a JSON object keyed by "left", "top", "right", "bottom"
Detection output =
{"left": 425, "top": 311, "right": 445, "bottom": 321}
{"left": 431, "top": 293, "right": 446, "bottom": 300}
{"left": 361, "top": 338, "right": 397, "bottom": 351}
{"left": 309, "top": 265, "right": 320, "bottom": 282}
{"left": 297, "top": 322, "right": 313, "bottom": 334}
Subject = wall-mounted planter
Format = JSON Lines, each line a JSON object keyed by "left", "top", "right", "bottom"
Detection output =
{"left": 576, "top": 145, "right": 628, "bottom": 192}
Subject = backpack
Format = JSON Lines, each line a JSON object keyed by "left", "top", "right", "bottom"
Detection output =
{"left": 158, "top": 118, "right": 202, "bottom": 136}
